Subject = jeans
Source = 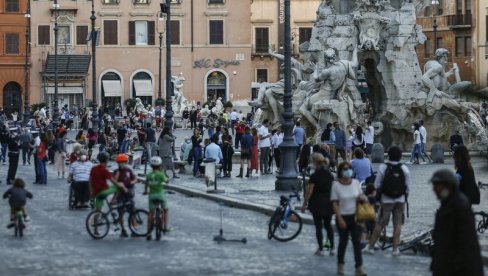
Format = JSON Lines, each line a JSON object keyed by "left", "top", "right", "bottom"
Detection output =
{"left": 313, "top": 214, "right": 334, "bottom": 250}
{"left": 146, "top": 142, "right": 156, "bottom": 159}
{"left": 7, "top": 152, "right": 19, "bottom": 183}
{"left": 22, "top": 145, "right": 31, "bottom": 165}
{"left": 193, "top": 146, "right": 202, "bottom": 175}
{"left": 1, "top": 143, "right": 7, "bottom": 162}
{"left": 259, "top": 147, "right": 270, "bottom": 173}
{"left": 36, "top": 158, "right": 47, "bottom": 184}
{"left": 337, "top": 215, "right": 362, "bottom": 268}
{"left": 235, "top": 133, "right": 242, "bottom": 149}
{"left": 409, "top": 143, "right": 425, "bottom": 162}
{"left": 34, "top": 155, "right": 40, "bottom": 183}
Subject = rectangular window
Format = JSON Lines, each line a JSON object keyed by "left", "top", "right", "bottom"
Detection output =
{"left": 256, "top": 69, "right": 268, "bottom": 83}
{"left": 455, "top": 36, "right": 463, "bottom": 56}
{"left": 456, "top": 0, "right": 462, "bottom": 14}
{"left": 133, "top": 0, "right": 150, "bottom": 4}
{"left": 209, "top": 20, "right": 224, "bottom": 45}
{"left": 465, "top": 0, "right": 471, "bottom": 14}
{"left": 135, "top": 21, "right": 148, "bottom": 45}
{"left": 103, "top": 20, "right": 118, "bottom": 45}
{"left": 101, "top": 0, "right": 119, "bottom": 4}
{"left": 436, "top": 37, "right": 443, "bottom": 49}
{"left": 254, "top": 27, "right": 269, "bottom": 53}
{"left": 5, "top": 0, "right": 19, "bottom": 12}
{"left": 170, "top": 20, "right": 180, "bottom": 45}
{"left": 465, "top": 36, "right": 472, "bottom": 56}
{"left": 38, "top": 25, "right": 50, "bottom": 45}
{"left": 424, "top": 39, "right": 430, "bottom": 58}
{"left": 76, "top": 26, "right": 88, "bottom": 45}
{"left": 5, "top": 33, "right": 19, "bottom": 54}
{"left": 57, "top": 26, "right": 71, "bottom": 45}
{"left": 299, "top": 27, "right": 313, "bottom": 45}
{"left": 208, "top": 0, "right": 224, "bottom": 4}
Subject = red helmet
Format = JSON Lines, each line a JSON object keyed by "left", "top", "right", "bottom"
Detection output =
{"left": 116, "top": 154, "right": 129, "bottom": 163}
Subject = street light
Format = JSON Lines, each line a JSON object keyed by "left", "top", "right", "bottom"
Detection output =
{"left": 157, "top": 11, "right": 164, "bottom": 99}
{"left": 431, "top": 0, "right": 439, "bottom": 51}
{"left": 275, "top": 0, "right": 298, "bottom": 191}
{"left": 90, "top": 0, "right": 99, "bottom": 132}
{"left": 23, "top": 1, "right": 31, "bottom": 126}
{"left": 52, "top": 0, "right": 60, "bottom": 126}
{"left": 161, "top": 0, "right": 173, "bottom": 130}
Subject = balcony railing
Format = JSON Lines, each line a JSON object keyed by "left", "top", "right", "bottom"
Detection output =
{"left": 252, "top": 44, "right": 276, "bottom": 58}
{"left": 447, "top": 14, "right": 472, "bottom": 28}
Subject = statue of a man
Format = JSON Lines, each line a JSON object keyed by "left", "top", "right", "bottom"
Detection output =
{"left": 300, "top": 46, "right": 359, "bottom": 129}
{"left": 422, "top": 48, "right": 472, "bottom": 103}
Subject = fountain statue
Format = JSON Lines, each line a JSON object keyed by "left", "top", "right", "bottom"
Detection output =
{"left": 249, "top": 0, "right": 487, "bottom": 150}
{"left": 171, "top": 74, "right": 188, "bottom": 116}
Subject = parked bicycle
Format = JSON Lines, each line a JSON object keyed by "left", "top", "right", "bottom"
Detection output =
{"left": 474, "top": 211, "right": 488, "bottom": 233}
{"left": 267, "top": 191, "right": 303, "bottom": 242}
{"left": 379, "top": 228, "right": 434, "bottom": 254}
{"left": 85, "top": 195, "right": 149, "bottom": 239}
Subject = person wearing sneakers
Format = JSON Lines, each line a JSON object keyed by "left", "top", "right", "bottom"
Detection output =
{"left": 144, "top": 156, "right": 170, "bottom": 240}
{"left": 113, "top": 153, "right": 138, "bottom": 238}
{"left": 331, "top": 162, "right": 367, "bottom": 276}
{"left": 301, "top": 153, "right": 335, "bottom": 256}
{"left": 363, "top": 146, "right": 410, "bottom": 257}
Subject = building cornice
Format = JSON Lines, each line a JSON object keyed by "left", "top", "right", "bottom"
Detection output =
{"left": 98, "top": 11, "right": 123, "bottom": 17}
{"left": 252, "top": 19, "right": 273, "bottom": 23}
{"left": 129, "top": 11, "right": 154, "bottom": 17}
{"left": 204, "top": 11, "right": 228, "bottom": 17}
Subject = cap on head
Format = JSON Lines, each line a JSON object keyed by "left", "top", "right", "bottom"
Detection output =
{"left": 116, "top": 153, "right": 129, "bottom": 163}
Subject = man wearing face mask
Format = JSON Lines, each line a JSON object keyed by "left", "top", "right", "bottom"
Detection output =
{"left": 430, "top": 169, "right": 483, "bottom": 276}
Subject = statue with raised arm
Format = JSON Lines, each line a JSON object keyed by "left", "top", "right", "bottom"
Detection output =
{"left": 300, "top": 46, "right": 360, "bottom": 129}
{"left": 171, "top": 74, "right": 186, "bottom": 115}
{"left": 422, "top": 48, "right": 472, "bottom": 104}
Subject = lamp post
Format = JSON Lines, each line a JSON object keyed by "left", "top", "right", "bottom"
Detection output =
{"left": 161, "top": 0, "right": 173, "bottom": 130}
{"left": 432, "top": 0, "right": 439, "bottom": 51}
{"left": 157, "top": 12, "right": 164, "bottom": 99}
{"left": 90, "top": 0, "right": 99, "bottom": 132}
{"left": 275, "top": 0, "right": 298, "bottom": 191}
{"left": 52, "top": 0, "right": 60, "bottom": 126}
{"left": 23, "top": 0, "right": 31, "bottom": 126}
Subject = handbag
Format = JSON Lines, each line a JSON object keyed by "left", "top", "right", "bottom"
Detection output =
{"left": 356, "top": 202, "right": 376, "bottom": 222}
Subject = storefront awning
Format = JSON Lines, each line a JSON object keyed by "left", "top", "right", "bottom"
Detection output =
{"left": 102, "top": 80, "right": 123, "bottom": 97}
{"left": 46, "top": 86, "right": 83, "bottom": 94}
{"left": 133, "top": 80, "right": 154, "bottom": 97}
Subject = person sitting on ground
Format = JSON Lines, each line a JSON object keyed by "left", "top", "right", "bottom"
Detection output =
{"left": 180, "top": 137, "right": 193, "bottom": 163}
{"left": 351, "top": 148, "right": 372, "bottom": 183}
{"left": 113, "top": 154, "right": 138, "bottom": 238}
{"left": 144, "top": 156, "right": 170, "bottom": 240}
{"left": 449, "top": 130, "right": 464, "bottom": 152}
{"left": 4, "top": 178, "right": 32, "bottom": 228}
{"left": 363, "top": 146, "right": 410, "bottom": 256}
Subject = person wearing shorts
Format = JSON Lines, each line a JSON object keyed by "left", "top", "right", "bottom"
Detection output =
{"left": 144, "top": 156, "right": 169, "bottom": 240}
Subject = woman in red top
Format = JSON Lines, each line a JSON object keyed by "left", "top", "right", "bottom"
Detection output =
{"left": 250, "top": 128, "right": 259, "bottom": 177}
{"left": 36, "top": 133, "right": 48, "bottom": 184}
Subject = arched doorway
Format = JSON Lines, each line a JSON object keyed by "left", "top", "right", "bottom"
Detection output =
{"left": 101, "top": 71, "right": 123, "bottom": 111}
{"left": 132, "top": 71, "right": 153, "bottom": 106}
{"left": 205, "top": 70, "right": 228, "bottom": 104}
{"left": 3, "top": 82, "right": 22, "bottom": 117}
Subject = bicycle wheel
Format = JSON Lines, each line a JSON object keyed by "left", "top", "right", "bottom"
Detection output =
{"left": 68, "top": 186, "right": 74, "bottom": 210}
{"left": 17, "top": 215, "right": 23, "bottom": 238}
{"left": 86, "top": 211, "right": 110, "bottom": 239}
{"left": 155, "top": 209, "right": 162, "bottom": 241}
{"left": 128, "top": 209, "right": 149, "bottom": 237}
{"left": 269, "top": 210, "right": 302, "bottom": 242}
{"left": 477, "top": 220, "right": 486, "bottom": 234}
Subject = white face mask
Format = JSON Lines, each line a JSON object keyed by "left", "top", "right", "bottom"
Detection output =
{"left": 411, "top": 126, "right": 415, "bottom": 130}
{"left": 80, "top": 155, "right": 87, "bottom": 161}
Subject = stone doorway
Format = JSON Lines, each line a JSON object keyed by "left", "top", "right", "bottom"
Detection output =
{"left": 2, "top": 82, "right": 22, "bottom": 117}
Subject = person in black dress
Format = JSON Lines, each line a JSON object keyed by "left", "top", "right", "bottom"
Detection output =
{"left": 453, "top": 145, "right": 479, "bottom": 205}
{"left": 301, "top": 153, "right": 335, "bottom": 256}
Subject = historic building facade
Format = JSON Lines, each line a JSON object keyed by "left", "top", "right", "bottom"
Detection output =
{"left": 415, "top": 0, "right": 476, "bottom": 86}
{"left": 250, "top": 0, "right": 320, "bottom": 98}
{"left": 0, "top": 0, "right": 28, "bottom": 116}
{"left": 29, "top": 0, "right": 252, "bottom": 110}
{"left": 473, "top": 0, "right": 487, "bottom": 89}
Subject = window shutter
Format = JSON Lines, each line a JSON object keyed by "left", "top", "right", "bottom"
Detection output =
{"left": 170, "top": 20, "right": 180, "bottom": 45}
{"left": 148, "top": 21, "right": 155, "bottom": 45}
{"left": 38, "top": 25, "right": 50, "bottom": 45}
{"left": 104, "top": 20, "right": 118, "bottom": 45}
{"left": 129, "top": 21, "right": 135, "bottom": 45}
{"left": 76, "top": 26, "right": 88, "bottom": 45}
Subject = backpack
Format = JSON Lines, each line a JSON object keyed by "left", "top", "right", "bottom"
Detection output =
{"left": 381, "top": 163, "right": 406, "bottom": 198}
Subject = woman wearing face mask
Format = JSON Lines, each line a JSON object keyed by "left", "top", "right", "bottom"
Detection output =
{"left": 68, "top": 150, "right": 93, "bottom": 208}
{"left": 301, "top": 153, "right": 335, "bottom": 256}
{"left": 331, "top": 162, "right": 366, "bottom": 276}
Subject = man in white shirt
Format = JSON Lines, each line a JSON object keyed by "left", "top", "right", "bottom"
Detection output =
{"left": 271, "top": 128, "right": 284, "bottom": 173}
{"left": 229, "top": 109, "right": 239, "bottom": 135}
{"left": 33, "top": 131, "right": 41, "bottom": 184}
{"left": 364, "top": 121, "right": 374, "bottom": 157}
{"left": 258, "top": 119, "right": 272, "bottom": 175}
{"left": 364, "top": 146, "right": 411, "bottom": 256}
{"left": 418, "top": 120, "right": 432, "bottom": 163}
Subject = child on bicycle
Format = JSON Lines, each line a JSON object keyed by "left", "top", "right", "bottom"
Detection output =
{"left": 3, "top": 178, "right": 33, "bottom": 228}
{"left": 113, "top": 153, "right": 138, "bottom": 238}
{"left": 89, "top": 152, "right": 128, "bottom": 213}
{"left": 144, "top": 156, "right": 169, "bottom": 240}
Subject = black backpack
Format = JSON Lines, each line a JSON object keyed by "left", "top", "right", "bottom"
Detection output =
{"left": 381, "top": 163, "right": 406, "bottom": 198}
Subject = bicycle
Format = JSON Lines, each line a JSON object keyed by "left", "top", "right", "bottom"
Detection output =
{"left": 85, "top": 195, "right": 149, "bottom": 239}
{"left": 474, "top": 211, "right": 488, "bottom": 233}
{"left": 267, "top": 191, "right": 303, "bottom": 242}
{"left": 11, "top": 209, "right": 25, "bottom": 238}
{"left": 149, "top": 198, "right": 166, "bottom": 241}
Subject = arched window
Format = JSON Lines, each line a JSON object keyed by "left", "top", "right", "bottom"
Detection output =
{"left": 101, "top": 71, "right": 123, "bottom": 110}
{"left": 132, "top": 71, "right": 153, "bottom": 106}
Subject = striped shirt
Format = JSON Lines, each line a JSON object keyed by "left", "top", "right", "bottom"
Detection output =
{"left": 70, "top": 161, "right": 93, "bottom": 182}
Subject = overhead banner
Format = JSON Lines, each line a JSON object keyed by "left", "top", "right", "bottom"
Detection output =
{"left": 278, "top": 0, "right": 285, "bottom": 79}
